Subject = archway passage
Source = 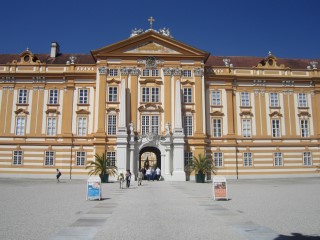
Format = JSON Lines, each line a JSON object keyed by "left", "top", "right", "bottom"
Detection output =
{"left": 139, "top": 146, "right": 161, "bottom": 171}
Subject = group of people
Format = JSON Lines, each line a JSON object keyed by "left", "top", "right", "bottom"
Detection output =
{"left": 118, "top": 167, "right": 161, "bottom": 188}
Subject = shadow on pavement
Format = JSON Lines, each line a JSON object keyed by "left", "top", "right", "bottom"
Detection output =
{"left": 274, "top": 233, "right": 320, "bottom": 240}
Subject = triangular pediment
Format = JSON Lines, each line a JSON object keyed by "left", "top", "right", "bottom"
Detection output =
{"left": 91, "top": 30, "right": 209, "bottom": 61}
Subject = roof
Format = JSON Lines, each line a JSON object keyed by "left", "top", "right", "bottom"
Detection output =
{"left": 205, "top": 55, "right": 318, "bottom": 69}
{"left": 0, "top": 53, "right": 95, "bottom": 65}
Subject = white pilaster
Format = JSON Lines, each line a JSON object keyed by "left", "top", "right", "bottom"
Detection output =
{"left": 172, "top": 80, "right": 185, "bottom": 181}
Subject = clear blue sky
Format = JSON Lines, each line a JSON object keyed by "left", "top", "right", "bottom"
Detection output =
{"left": 1, "top": 0, "right": 319, "bottom": 59}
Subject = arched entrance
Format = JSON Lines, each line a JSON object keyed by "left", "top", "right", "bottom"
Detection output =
{"left": 139, "top": 146, "right": 161, "bottom": 170}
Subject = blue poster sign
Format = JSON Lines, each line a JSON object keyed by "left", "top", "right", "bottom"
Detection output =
{"left": 87, "top": 176, "right": 101, "bottom": 200}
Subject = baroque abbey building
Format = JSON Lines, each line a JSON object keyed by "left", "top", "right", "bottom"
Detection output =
{"left": 0, "top": 25, "right": 319, "bottom": 180}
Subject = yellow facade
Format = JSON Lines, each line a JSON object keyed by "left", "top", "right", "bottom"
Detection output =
{"left": 0, "top": 30, "right": 319, "bottom": 180}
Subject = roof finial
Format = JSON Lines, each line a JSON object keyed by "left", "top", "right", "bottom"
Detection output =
{"left": 268, "top": 51, "right": 272, "bottom": 56}
{"left": 148, "top": 16, "right": 155, "bottom": 29}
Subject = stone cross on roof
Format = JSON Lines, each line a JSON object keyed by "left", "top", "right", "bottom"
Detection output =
{"left": 148, "top": 16, "right": 155, "bottom": 29}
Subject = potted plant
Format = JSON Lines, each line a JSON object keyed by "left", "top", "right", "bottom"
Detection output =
{"left": 85, "top": 153, "right": 117, "bottom": 183}
{"left": 193, "top": 153, "right": 216, "bottom": 183}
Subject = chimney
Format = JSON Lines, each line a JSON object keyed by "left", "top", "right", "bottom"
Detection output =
{"left": 50, "top": 42, "right": 60, "bottom": 58}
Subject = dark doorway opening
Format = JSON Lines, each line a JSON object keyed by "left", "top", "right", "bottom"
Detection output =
{"left": 139, "top": 147, "right": 161, "bottom": 171}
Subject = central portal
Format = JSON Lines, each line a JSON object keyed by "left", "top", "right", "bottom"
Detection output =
{"left": 139, "top": 147, "right": 161, "bottom": 171}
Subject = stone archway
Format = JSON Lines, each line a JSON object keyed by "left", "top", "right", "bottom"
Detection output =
{"left": 139, "top": 146, "right": 161, "bottom": 171}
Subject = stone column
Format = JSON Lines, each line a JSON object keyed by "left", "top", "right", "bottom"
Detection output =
{"left": 172, "top": 79, "right": 186, "bottom": 181}
{"left": 194, "top": 68, "right": 205, "bottom": 137}
{"left": 116, "top": 79, "right": 128, "bottom": 175}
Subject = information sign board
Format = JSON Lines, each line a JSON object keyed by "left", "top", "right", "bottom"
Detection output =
{"left": 87, "top": 176, "right": 101, "bottom": 200}
{"left": 213, "top": 176, "right": 228, "bottom": 200}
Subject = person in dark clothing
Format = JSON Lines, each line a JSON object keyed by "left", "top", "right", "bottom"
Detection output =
{"left": 56, "top": 169, "right": 61, "bottom": 183}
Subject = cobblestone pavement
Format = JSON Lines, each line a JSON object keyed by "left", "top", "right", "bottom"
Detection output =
{"left": 1, "top": 177, "right": 320, "bottom": 240}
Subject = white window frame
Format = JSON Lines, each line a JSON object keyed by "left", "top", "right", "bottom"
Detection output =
{"left": 214, "top": 152, "right": 223, "bottom": 167}
{"left": 49, "top": 89, "right": 58, "bottom": 104}
{"left": 271, "top": 119, "right": 281, "bottom": 137}
{"left": 184, "top": 115, "right": 193, "bottom": 136}
{"left": 303, "top": 152, "right": 312, "bottom": 166}
{"left": 13, "top": 150, "right": 23, "bottom": 165}
{"left": 300, "top": 119, "right": 309, "bottom": 137}
{"left": 183, "top": 88, "right": 192, "bottom": 103}
{"left": 213, "top": 118, "right": 222, "bottom": 137}
{"left": 243, "top": 152, "right": 253, "bottom": 167}
{"left": 47, "top": 117, "right": 57, "bottom": 136}
{"left": 77, "top": 117, "right": 87, "bottom": 136}
{"left": 18, "top": 89, "right": 28, "bottom": 104}
{"left": 298, "top": 93, "right": 307, "bottom": 107}
{"left": 109, "top": 69, "right": 118, "bottom": 77}
{"left": 142, "top": 69, "right": 159, "bottom": 77}
{"left": 79, "top": 89, "right": 88, "bottom": 104}
{"left": 184, "top": 152, "right": 193, "bottom": 166}
{"left": 182, "top": 70, "right": 192, "bottom": 77}
{"left": 141, "top": 115, "right": 159, "bottom": 135}
{"left": 45, "top": 151, "right": 54, "bottom": 166}
{"left": 15, "top": 117, "right": 25, "bottom": 136}
{"left": 241, "top": 92, "right": 250, "bottom": 107}
{"left": 108, "top": 87, "right": 118, "bottom": 102}
{"left": 242, "top": 119, "right": 251, "bottom": 137}
{"left": 107, "top": 114, "right": 117, "bottom": 135}
{"left": 211, "top": 91, "right": 221, "bottom": 106}
{"left": 270, "top": 92, "right": 279, "bottom": 107}
{"left": 107, "top": 151, "right": 116, "bottom": 166}
{"left": 142, "top": 87, "right": 160, "bottom": 103}
{"left": 274, "top": 152, "right": 283, "bottom": 166}
{"left": 76, "top": 151, "right": 86, "bottom": 166}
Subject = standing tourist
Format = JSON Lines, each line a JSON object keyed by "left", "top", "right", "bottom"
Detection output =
{"left": 146, "top": 168, "right": 151, "bottom": 181}
{"left": 56, "top": 169, "right": 61, "bottom": 183}
{"left": 156, "top": 167, "right": 161, "bottom": 180}
{"left": 125, "top": 169, "right": 131, "bottom": 188}
{"left": 137, "top": 169, "right": 143, "bottom": 186}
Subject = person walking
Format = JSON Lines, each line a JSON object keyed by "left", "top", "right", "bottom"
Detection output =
{"left": 156, "top": 167, "right": 161, "bottom": 181}
{"left": 137, "top": 169, "right": 143, "bottom": 186}
{"left": 146, "top": 168, "right": 151, "bottom": 181}
{"left": 151, "top": 168, "right": 155, "bottom": 181}
{"left": 125, "top": 169, "right": 131, "bottom": 188}
{"left": 56, "top": 169, "right": 61, "bottom": 183}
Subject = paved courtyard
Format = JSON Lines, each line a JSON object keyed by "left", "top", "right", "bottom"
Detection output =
{"left": 0, "top": 177, "right": 320, "bottom": 240}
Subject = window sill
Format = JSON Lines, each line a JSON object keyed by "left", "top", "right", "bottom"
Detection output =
{"left": 16, "top": 103, "right": 29, "bottom": 106}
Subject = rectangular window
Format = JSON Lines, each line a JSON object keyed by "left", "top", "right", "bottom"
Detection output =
{"left": 300, "top": 119, "right": 309, "bottom": 137}
{"left": 76, "top": 151, "right": 86, "bottom": 166}
{"left": 184, "top": 152, "right": 193, "bottom": 166}
{"left": 79, "top": 89, "right": 88, "bottom": 104}
{"left": 184, "top": 115, "right": 193, "bottom": 136}
{"left": 272, "top": 119, "right": 281, "bottom": 137}
{"left": 142, "top": 87, "right": 159, "bottom": 102}
{"left": 242, "top": 119, "right": 251, "bottom": 137}
{"left": 298, "top": 93, "right": 307, "bottom": 107}
{"left": 244, "top": 152, "right": 253, "bottom": 167}
{"left": 151, "top": 116, "right": 159, "bottom": 134}
{"left": 241, "top": 92, "right": 250, "bottom": 107}
{"left": 270, "top": 92, "right": 279, "bottom": 107}
{"left": 13, "top": 150, "right": 23, "bottom": 165}
{"left": 47, "top": 117, "right": 57, "bottom": 136}
{"left": 45, "top": 151, "right": 54, "bottom": 166}
{"left": 107, "top": 151, "right": 116, "bottom": 166}
{"left": 142, "top": 69, "right": 159, "bottom": 77}
{"left": 141, "top": 115, "right": 150, "bottom": 135}
{"left": 108, "top": 87, "right": 118, "bottom": 102}
{"left": 274, "top": 152, "right": 283, "bottom": 166}
{"left": 182, "top": 70, "right": 192, "bottom": 77}
{"left": 18, "top": 89, "right": 28, "bottom": 104}
{"left": 142, "top": 87, "right": 150, "bottom": 102}
{"left": 77, "top": 117, "right": 87, "bottom": 136}
{"left": 303, "top": 152, "right": 312, "bottom": 166}
{"left": 15, "top": 117, "right": 25, "bottom": 135}
{"left": 213, "top": 119, "right": 222, "bottom": 137}
{"left": 109, "top": 69, "right": 118, "bottom": 77}
{"left": 151, "top": 88, "right": 159, "bottom": 102}
{"left": 49, "top": 89, "right": 58, "bottom": 104}
{"left": 211, "top": 91, "right": 221, "bottom": 106}
{"left": 183, "top": 88, "right": 192, "bottom": 103}
{"left": 214, "top": 152, "right": 223, "bottom": 167}
{"left": 107, "top": 115, "right": 117, "bottom": 135}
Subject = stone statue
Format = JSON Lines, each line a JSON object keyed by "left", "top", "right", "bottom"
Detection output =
{"left": 129, "top": 122, "right": 134, "bottom": 135}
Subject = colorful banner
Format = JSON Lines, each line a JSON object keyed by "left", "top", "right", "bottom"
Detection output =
{"left": 87, "top": 176, "right": 101, "bottom": 200}
{"left": 213, "top": 176, "right": 228, "bottom": 200}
